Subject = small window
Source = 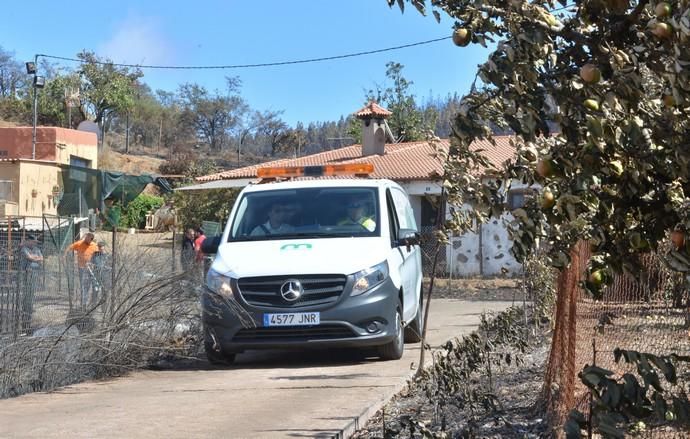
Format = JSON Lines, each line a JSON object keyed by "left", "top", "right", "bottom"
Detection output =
{"left": 390, "top": 187, "right": 417, "bottom": 231}
{"left": 386, "top": 189, "right": 400, "bottom": 243}
{"left": 70, "top": 155, "right": 91, "bottom": 168}
{"left": 0, "top": 180, "right": 13, "bottom": 201}
{"left": 507, "top": 190, "right": 531, "bottom": 210}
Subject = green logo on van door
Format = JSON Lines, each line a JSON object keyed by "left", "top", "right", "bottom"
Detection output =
{"left": 280, "top": 243, "right": 312, "bottom": 251}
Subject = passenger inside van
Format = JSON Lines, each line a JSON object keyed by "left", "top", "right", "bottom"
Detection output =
{"left": 250, "top": 201, "right": 296, "bottom": 236}
{"left": 337, "top": 196, "right": 376, "bottom": 231}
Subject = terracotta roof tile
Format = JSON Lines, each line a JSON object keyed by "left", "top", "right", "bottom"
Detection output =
{"left": 472, "top": 136, "right": 518, "bottom": 173}
{"left": 353, "top": 101, "right": 392, "bottom": 118}
{"left": 196, "top": 136, "right": 517, "bottom": 183}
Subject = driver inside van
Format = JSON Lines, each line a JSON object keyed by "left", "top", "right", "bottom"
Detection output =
{"left": 337, "top": 197, "right": 376, "bottom": 232}
{"left": 250, "top": 201, "right": 296, "bottom": 236}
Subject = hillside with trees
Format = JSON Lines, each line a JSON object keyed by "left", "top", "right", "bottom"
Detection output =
{"left": 0, "top": 46, "right": 466, "bottom": 174}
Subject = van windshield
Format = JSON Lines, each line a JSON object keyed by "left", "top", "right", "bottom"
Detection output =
{"left": 229, "top": 187, "right": 380, "bottom": 241}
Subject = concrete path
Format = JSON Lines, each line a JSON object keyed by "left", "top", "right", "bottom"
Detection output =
{"left": 0, "top": 299, "right": 513, "bottom": 439}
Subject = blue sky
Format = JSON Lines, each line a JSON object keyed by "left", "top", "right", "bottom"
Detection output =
{"left": 2, "top": 0, "right": 491, "bottom": 126}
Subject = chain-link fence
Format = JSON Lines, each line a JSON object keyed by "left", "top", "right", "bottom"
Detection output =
{"left": 0, "top": 216, "right": 75, "bottom": 337}
{"left": 420, "top": 225, "right": 446, "bottom": 277}
{"left": 544, "top": 241, "right": 690, "bottom": 437}
{"left": 0, "top": 217, "right": 199, "bottom": 399}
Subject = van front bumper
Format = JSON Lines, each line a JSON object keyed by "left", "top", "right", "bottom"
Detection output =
{"left": 201, "top": 277, "right": 399, "bottom": 353}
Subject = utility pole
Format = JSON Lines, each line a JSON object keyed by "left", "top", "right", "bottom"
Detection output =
{"left": 158, "top": 118, "right": 162, "bottom": 152}
{"left": 31, "top": 54, "right": 38, "bottom": 160}
{"left": 125, "top": 112, "right": 130, "bottom": 154}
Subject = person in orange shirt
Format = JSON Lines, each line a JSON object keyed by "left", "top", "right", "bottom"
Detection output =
{"left": 64, "top": 232, "right": 99, "bottom": 308}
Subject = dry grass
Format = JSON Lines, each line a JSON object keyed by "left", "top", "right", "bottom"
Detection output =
{"left": 0, "top": 233, "right": 200, "bottom": 399}
{"left": 99, "top": 147, "right": 166, "bottom": 174}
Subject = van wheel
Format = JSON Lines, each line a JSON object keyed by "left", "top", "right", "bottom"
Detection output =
{"left": 378, "top": 302, "right": 404, "bottom": 360}
{"left": 404, "top": 292, "right": 424, "bottom": 343}
{"left": 204, "top": 340, "right": 236, "bottom": 365}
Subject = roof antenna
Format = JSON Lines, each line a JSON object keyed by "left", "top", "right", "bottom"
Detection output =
{"left": 383, "top": 120, "right": 398, "bottom": 144}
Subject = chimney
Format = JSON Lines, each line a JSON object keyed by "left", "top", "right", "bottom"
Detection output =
{"left": 353, "top": 101, "right": 392, "bottom": 156}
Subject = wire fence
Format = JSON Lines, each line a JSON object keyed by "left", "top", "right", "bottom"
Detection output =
{"left": 0, "top": 216, "right": 200, "bottom": 399}
{"left": 420, "top": 225, "right": 447, "bottom": 277}
{"left": 544, "top": 241, "right": 690, "bottom": 437}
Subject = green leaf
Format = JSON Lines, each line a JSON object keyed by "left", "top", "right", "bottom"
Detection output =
{"left": 582, "top": 372, "right": 602, "bottom": 388}
{"left": 606, "top": 381, "right": 622, "bottom": 408}
{"left": 649, "top": 355, "right": 676, "bottom": 384}
{"left": 564, "top": 419, "right": 583, "bottom": 439}
{"left": 614, "top": 348, "right": 623, "bottom": 363}
{"left": 653, "top": 391, "right": 666, "bottom": 419}
{"left": 585, "top": 365, "right": 614, "bottom": 376}
{"left": 596, "top": 416, "right": 625, "bottom": 438}
{"left": 622, "top": 374, "right": 640, "bottom": 400}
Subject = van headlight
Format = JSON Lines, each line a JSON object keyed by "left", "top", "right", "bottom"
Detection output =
{"left": 351, "top": 261, "right": 389, "bottom": 296}
{"left": 206, "top": 269, "right": 234, "bottom": 298}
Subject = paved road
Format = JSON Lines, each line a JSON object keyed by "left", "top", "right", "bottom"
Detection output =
{"left": 0, "top": 299, "right": 512, "bottom": 439}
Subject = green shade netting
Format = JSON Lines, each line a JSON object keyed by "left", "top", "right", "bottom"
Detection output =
{"left": 57, "top": 165, "right": 172, "bottom": 217}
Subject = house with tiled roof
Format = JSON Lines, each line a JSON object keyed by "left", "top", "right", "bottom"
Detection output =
{"left": 0, "top": 127, "right": 98, "bottom": 216}
{"left": 189, "top": 102, "right": 526, "bottom": 276}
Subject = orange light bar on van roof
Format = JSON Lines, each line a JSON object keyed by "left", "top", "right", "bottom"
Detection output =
{"left": 256, "top": 163, "right": 374, "bottom": 179}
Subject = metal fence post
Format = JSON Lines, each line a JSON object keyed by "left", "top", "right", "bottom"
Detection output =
{"left": 448, "top": 230, "right": 453, "bottom": 295}
{"left": 172, "top": 229, "right": 176, "bottom": 273}
{"left": 110, "top": 227, "right": 116, "bottom": 320}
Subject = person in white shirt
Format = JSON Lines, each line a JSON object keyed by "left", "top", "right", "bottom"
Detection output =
{"left": 251, "top": 201, "right": 295, "bottom": 236}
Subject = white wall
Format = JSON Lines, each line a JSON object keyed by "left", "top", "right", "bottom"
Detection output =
{"left": 480, "top": 214, "right": 521, "bottom": 275}
{"left": 446, "top": 206, "right": 522, "bottom": 277}
{"left": 448, "top": 226, "right": 481, "bottom": 276}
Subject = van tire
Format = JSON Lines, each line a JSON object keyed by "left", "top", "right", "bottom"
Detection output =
{"left": 377, "top": 302, "right": 404, "bottom": 360}
{"left": 404, "top": 292, "right": 424, "bottom": 343}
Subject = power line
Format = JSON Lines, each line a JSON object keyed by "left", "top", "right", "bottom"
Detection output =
{"left": 38, "top": 37, "right": 451, "bottom": 71}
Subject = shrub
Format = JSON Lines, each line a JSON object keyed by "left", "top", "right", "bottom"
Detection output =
{"left": 121, "top": 194, "right": 164, "bottom": 229}
{"left": 159, "top": 155, "right": 217, "bottom": 186}
{"left": 522, "top": 251, "right": 557, "bottom": 324}
{"left": 172, "top": 188, "right": 239, "bottom": 231}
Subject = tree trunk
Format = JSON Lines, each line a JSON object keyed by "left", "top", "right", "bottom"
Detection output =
{"left": 125, "top": 113, "right": 130, "bottom": 154}
{"left": 98, "top": 119, "right": 104, "bottom": 150}
{"left": 158, "top": 118, "right": 162, "bottom": 152}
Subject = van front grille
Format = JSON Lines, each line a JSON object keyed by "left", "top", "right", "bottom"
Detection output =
{"left": 237, "top": 274, "right": 347, "bottom": 308}
{"left": 232, "top": 324, "right": 355, "bottom": 342}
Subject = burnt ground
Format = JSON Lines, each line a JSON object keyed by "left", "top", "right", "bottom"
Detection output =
{"left": 353, "top": 279, "right": 553, "bottom": 439}
{"left": 425, "top": 277, "right": 526, "bottom": 302}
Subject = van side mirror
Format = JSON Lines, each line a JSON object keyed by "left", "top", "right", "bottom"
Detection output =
{"left": 201, "top": 235, "right": 222, "bottom": 254}
{"left": 397, "top": 228, "right": 420, "bottom": 251}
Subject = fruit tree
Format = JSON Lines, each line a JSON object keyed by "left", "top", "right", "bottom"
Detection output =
{"left": 390, "top": 0, "right": 690, "bottom": 292}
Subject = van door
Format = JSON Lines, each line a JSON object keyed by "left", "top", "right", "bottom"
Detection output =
{"left": 387, "top": 188, "right": 422, "bottom": 323}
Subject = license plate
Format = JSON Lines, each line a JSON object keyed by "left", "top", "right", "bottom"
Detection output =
{"left": 263, "top": 312, "right": 320, "bottom": 327}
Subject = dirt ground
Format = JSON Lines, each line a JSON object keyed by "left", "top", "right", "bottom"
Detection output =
{"left": 424, "top": 276, "right": 524, "bottom": 302}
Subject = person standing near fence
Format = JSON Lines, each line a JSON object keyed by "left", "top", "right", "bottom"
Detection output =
{"left": 90, "top": 241, "right": 110, "bottom": 305}
{"left": 19, "top": 235, "right": 43, "bottom": 334}
{"left": 194, "top": 228, "right": 207, "bottom": 281}
{"left": 181, "top": 228, "right": 196, "bottom": 276}
{"left": 64, "top": 232, "right": 98, "bottom": 309}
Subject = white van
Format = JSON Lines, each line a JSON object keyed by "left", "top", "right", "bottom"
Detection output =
{"left": 202, "top": 165, "right": 423, "bottom": 364}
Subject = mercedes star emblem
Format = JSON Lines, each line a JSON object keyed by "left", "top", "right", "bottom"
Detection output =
{"left": 280, "top": 279, "right": 303, "bottom": 302}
